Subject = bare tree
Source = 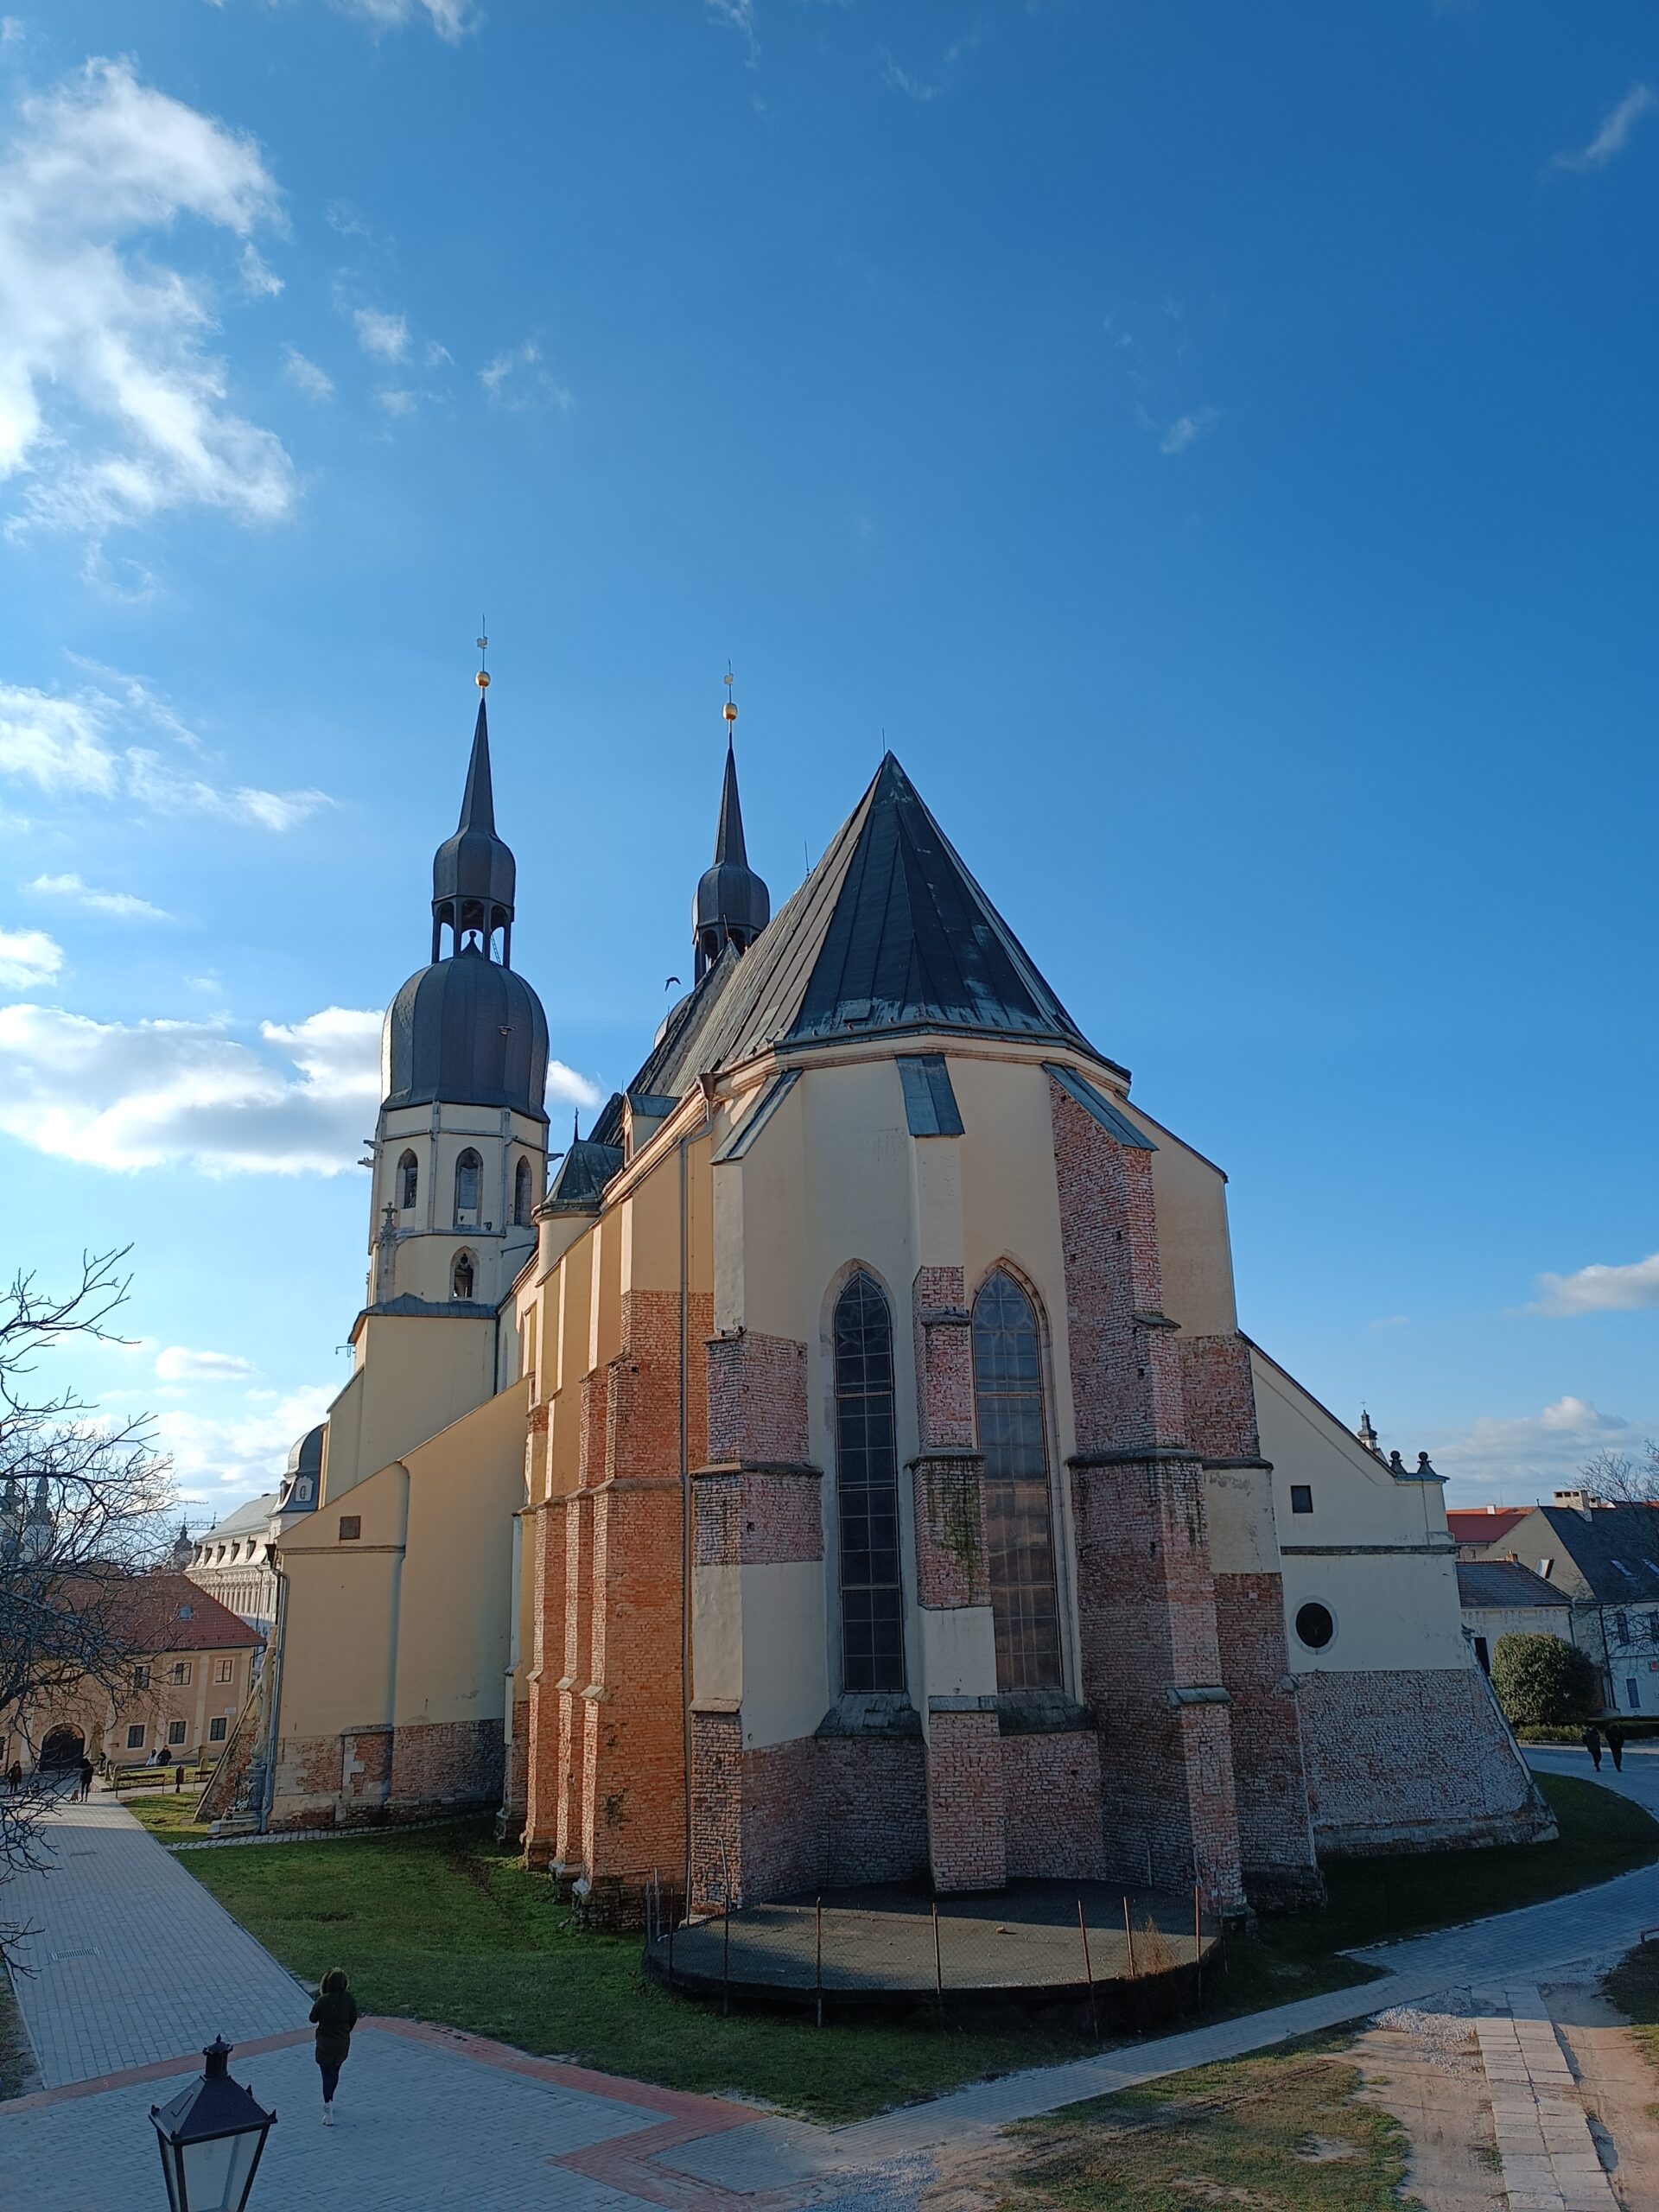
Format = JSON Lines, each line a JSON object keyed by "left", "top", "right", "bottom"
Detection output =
{"left": 1, "top": 1249, "right": 173, "bottom": 1966}
{"left": 1579, "top": 1444, "right": 1659, "bottom": 1506}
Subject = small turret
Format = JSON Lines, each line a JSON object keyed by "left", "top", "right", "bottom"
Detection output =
{"left": 693, "top": 678, "right": 769, "bottom": 980}
{"left": 1357, "top": 1409, "right": 1379, "bottom": 1456}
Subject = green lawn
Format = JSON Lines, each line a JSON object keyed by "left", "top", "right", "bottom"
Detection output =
{"left": 991, "top": 2040, "right": 1412, "bottom": 2212}
{"left": 132, "top": 1771, "right": 1656, "bottom": 2123}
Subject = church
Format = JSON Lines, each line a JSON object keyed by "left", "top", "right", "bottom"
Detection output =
{"left": 213, "top": 671, "right": 1549, "bottom": 1919}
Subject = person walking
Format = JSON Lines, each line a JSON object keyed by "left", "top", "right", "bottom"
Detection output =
{"left": 1606, "top": 1721, "right": 1626, "bottom": 1772}
{"left": 4, "top": 1759, "right": 19, "bottom": 1793}
{"left": 308, "top": 1968, "right": 359, "bottom": 2125}
{"left": 76, "top": 1755, "right": 93, "bottom": 1802}
{"left": 1582, "top": 1722, "right": 1604, "bottom": 1770}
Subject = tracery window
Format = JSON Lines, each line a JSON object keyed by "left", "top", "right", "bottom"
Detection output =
{"left": 513, "top": 1155, "right": 532, "bottom": 1227}
{"left": 972, "top": 1269, "right": 1062, "bottom": 1693}
{"left": 398, "top": 1149, "right": 418, "bottom": 1210}
{"left": 833, "top": 1271, "right": 905, "bottom": 1694}
{"left": 454, "top": 1147, "right": 481, "bottom": 1221}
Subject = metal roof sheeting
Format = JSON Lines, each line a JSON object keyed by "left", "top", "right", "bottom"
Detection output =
{"left": 1043, "top": 1062, "right": 1156, "bottom": 1150}
{"left": 712, "top": 1069, "right": 800, "bottom": 1162}
{"left": 897, "top": 1053, "right": 963, "bottom": 1136}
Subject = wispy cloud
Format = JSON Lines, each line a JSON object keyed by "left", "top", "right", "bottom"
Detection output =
{"left": 0, "top": 676, "right": 331, "bottom": 830}
{"left": 706, "top": 0, "right": 759, "bottom": 64}
{"left": 1160, "top": 406, "right": 1219, "bottom": 456}
{"left": 0, "top": 1001, "right": 600, "bottom": 1174}
{"left": 29, "top": 872, "right": 174, "bottom": 922}
{"left": 480, "top": 340, "right": 575, "bottom": 412}
{"left": 238, "top": 241, "right": 283, "bottom": 298}
{"left": 159, "top": 1380, "right": 334, "bottom": 1503}
{"left": 1552, "top": 84, "right": 1659, "bottom": 174}
{"left": 352, "top": 304, "right": 410, "bottom": 361}
{"left": 0, "top": 57, "right": 296, "bottom": 537}
{"left": 334, "top": 0, "right": 479, "bottom": 39}
{"left": 1426, "top": 1394, "right": 1643, "bottom": 1499}
{"left": 1368, "top": 1314, "right": 1408, "bottom": 1332}
{"left": 0, "top": 925, "right": 60, "bottom": 988}
{"left": 376, "top": 387, "right": 419, "bottom": 419}
{"left": 1530, "top": 1252, "right": 1659, "bottom": 1316}
{"left": 156, "top": 1344, "right": 257, "bottom": 1384}
{"left": 879, "top": 28, "right": 982, "bottom": 103}
{"left": 281, "top": 345, "right": 334, "bottom": 400}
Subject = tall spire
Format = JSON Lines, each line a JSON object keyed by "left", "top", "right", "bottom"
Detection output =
{"left": 693, "top": 673, "right": 770, "bottom": 982}
{"left": 431, "top": 660, "right": 517, "bottom": 964}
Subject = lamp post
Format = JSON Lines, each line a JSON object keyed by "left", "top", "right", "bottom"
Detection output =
{"left": 149, "top": 2037, "right": 276, "bottom": 2212}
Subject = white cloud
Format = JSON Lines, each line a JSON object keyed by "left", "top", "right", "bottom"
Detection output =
{"left": 158, "top": 1381, "right": 334, "bottom": 1502}
{"left": 0, "top": 57, "right": 296, "bottom": 537}
{"left": 1, "top": 20, "right": 24, "bottom": 45}
{"left": 880, "top": 49, "right": 941, "bottom": 102}
{"left": 0, "top": 1001, "right": 381, "bottom": 1174}
{"left": 156, "top": 1344, "right": 257, "bottom": 1383}
{"left": 479, "top": 341, "right": 575, "bottom": 413}
{"left": 1427, "top": 1395, "right": 1644, "bottom": 1498}
{"left": 1160, "top": 406, "right": 1219, "bottom": 456}
{"left": 281, "top": 345, "right": 334, "bottom": 401}
{"left": 0, "top": 999, "right": 601, "bottom": 1174}
{"left": 333, "top": 0, "right": 478, "bottom": 38}
{"left": 1552, "top": 84, "right": 1659, "bottom": 174}
{"left": 1368, "top": 1314, "right": 1408, "bottom": 1331}
{"left": 376, "top": 387, "right": 418, "bottom": 419}
{"left": 0, "top": 924, "right": 60, "bottom": 987}
{"left": 238, "top": 241, "right": 283, "bottom": 298}
{"left": 353, "top": 305, "right": 410, "bottom": 361}
{"left": 1531, "top": 1252, "right": 1659, "bottom": 1316}
{"left": 0, "top": 677, "right": 330, "bottom": 829}
{"left": 706, "top": 0, "right": 759, "bottom": 63}
{"left": 28, "top": 872, "right": 173, "bottom": 921}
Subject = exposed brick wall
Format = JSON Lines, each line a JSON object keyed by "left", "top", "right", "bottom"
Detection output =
{"left": 505, "top": 1695, "right": 530, "bottom": 1825}
{"left": 195, "top": 1695, "right": 258, "bottom": 1823}
{"left": 912, "top": 1455, "right": 986, "bottom": 1607}
{"left": 1299, "top": 1667, "right": 1552, "bottom": 1853}
{"left": 690, "top": 1725, "right": 931, "bottom": 1904}
{"left": 583, "top": 1478, "right": 684, "bottom": 1883}
{"left": 693, "top": 1468, "right": 823, "bottom": 1567}
{"left": 690, "top": 1707, "right": 742, "bottom": 1904}
{"left": 823, "top": 1734, "right": 929, "bottom": 1884}
{"left": 342, "top": 1726, "right": 393, "bottom": 1810}
{"left": 1180, "top": 1336, "right": 1262, "bottom": 1461}
{"left": 523, "top": 1495, "right": 566, "bottom": 1869}
{"left": 1212, "top": 1570, "right": 1321, "bottom": 1907}
{"left": 927, "top": 1708, "right": 1007, "bottom": 1890}
{"left": 914, "top": 1267, "right": 975, "bottom": 1450}
{"left": 1001, "top": 1728, "right": 1107, "bottom": 1879}
{"left": 707, "top": 1331, "right": 809, "bottom": 1465}
{"left": 389, "top": 1717, "right": 503, "bottom": 1808}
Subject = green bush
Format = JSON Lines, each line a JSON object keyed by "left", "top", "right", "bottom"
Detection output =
{"left": 1491, "top": 1633, "right": 1600, "bottom": 1727}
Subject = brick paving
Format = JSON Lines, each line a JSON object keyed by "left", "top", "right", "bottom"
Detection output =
{"left": 1474, "top": 1988, "right": 1618, "bottom": 2212}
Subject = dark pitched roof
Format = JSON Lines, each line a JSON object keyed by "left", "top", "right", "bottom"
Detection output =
{"left": 624, "top": 753, "right": 1103, "bottom": 1104}
{"left": 1506, "top": 1503, "right": 1659, "bottom": 1601}
{"left": 1457, "top": 1559, "right": 1570, "bottom": 1611}
{"left": 541, "top": 1136, "right": 625, "bottom": 1215}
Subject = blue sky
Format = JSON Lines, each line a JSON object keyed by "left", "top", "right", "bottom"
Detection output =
{"left": 3, "top": 2, "right": 1656, "bottom": 1516}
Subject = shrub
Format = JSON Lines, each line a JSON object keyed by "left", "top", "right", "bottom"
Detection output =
{"left": 1491, "top": 1633, "right": 1601, "bottom": 1727}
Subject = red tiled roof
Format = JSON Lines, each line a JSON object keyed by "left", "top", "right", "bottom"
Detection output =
{"left": 1446, "top": 1507, "right": 1531, "bottom": 1548}
{"left": 104, "top": 1573, "right": 261, "bottom": 1656}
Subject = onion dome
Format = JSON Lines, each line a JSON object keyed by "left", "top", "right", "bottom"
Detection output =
{"left": 276, "top": 1424, "right": 324, "bottom": 1517}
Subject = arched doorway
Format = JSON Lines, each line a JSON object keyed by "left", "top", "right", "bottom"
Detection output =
{"left": 39, "top": 1726, "right": 85, "bottom": 1770}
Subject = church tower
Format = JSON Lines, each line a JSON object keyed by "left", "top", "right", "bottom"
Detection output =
{"left": 370, "top": 673, "right": 550, "bottom": 1313}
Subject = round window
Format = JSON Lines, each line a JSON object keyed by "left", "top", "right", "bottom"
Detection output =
{"left": 1294, "top": 1601, "right": 1335, "bottom": 1650}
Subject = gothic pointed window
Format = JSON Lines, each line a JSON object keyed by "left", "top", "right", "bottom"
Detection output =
{"left": 513, "top": 1155, "right": 531, "bottom": 1227}
{"left": 452, "top": 1250, "right": 475, "bottom": 1300}
{"left": 397, "top": 1149, "right": 418, "bottom": 1211}
{"left": 973, "top": 1270, "right": 1063, "bottom": 1693}
{"left": 834, "top": 1271, "right": 906, "bottom": 1694}
{"left": 454, "top": 1147, "right": 481, "bottom": 1223}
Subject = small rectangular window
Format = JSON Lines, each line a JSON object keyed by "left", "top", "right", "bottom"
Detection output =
{"left": 1289, "top": 1484, "right": 1313, "bottom": 1516}
{"left": 177, "top": 1603, "right": 193, "bottom": 1619}
{"left": 215, "top": 1657, "right": 234, "bottom": 1684}
{"left": 338, "top": 1515, "right": 361, "bottom": 1542}
{"left": 126, "top": 1723, "right": 145, "bottom": 1750}
{"left": 1473, "top": 1636, "right": 1490, "bottom": 1675}
{"left": 167, "top": 1719, "right": 187, "bottom": 1745}
{"left": 170, "top": 1660, "right": 190, "bottom": 1686}
{"left": 1627, "top": 1678, "right": 1640, "bottom": 1710}
{"left": 209, "top": 1716, "right": 228, "bottom": 1743}
{"left": 1537, "top": 1557, "right": 1554, "bottom": 1579}
{"left": 132, "top": 1664, "right": 150, "bottom": 1690}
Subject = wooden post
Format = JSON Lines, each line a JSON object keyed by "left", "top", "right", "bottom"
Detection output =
{"left": 931, "top": 1899, "right": 944, "bottom": 2018}
{"left": 720, "top": 1839, "right": 732, "bottom": 2018}
{"left": 1077, "top": 1899, "right": 1097, "bottom": 2038}
{"left": 1122, "top": 1893, "right": 1137, "bottom": 1979}
{"left": 1193, "top": 1879, "right": 1203, "bottom": 2013}
{"left": 815, "top": 1895, "right": 823, "bottom": 2030}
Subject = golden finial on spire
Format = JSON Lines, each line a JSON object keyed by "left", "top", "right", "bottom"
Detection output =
{"left": 476, "top": 620, "right": 490, "bottom": 690}
{"left": 722, "top": 663, "right": 737, "bottom": 728}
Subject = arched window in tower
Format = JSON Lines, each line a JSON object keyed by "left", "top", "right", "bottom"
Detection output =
{"left": 833, "top": 1271, "right": 906, "bottom": 1694}
{"left": 452, "top": 1249, "right": 475, "bottom": 1301}
{"left": 397, "top": 1150, "right": 418, "bottom": 1211}
{"left": 454, "top": 1147, "right": 481, "bottom": 1224}
{"left": 513, "top": 1156, "right": 532, "bottom": 1228}
{"left": 972, "top": 1270, "right": 1063, "bottom": 1693}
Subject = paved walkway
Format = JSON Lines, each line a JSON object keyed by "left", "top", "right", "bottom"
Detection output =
{"left": 3, "top": 1770, "right": 1658, "bottom": 2209}
{"left": 3, "top": 1790, "right": 305, "bottom": 2087}
{"left": 1529, "top": 1742, "right": 1659, "bottom": 1818}
{"left": 1474, "top": 1986, "right": 1618, "bottom": 2212}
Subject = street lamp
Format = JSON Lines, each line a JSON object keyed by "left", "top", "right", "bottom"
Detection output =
{"left": 149, "top": 2037, "right": 277, "bottom": 2212}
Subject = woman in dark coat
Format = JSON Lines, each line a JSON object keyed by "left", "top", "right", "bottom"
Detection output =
{"left": 308, "top": 1968, "right": 359, "bottom": 2124}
